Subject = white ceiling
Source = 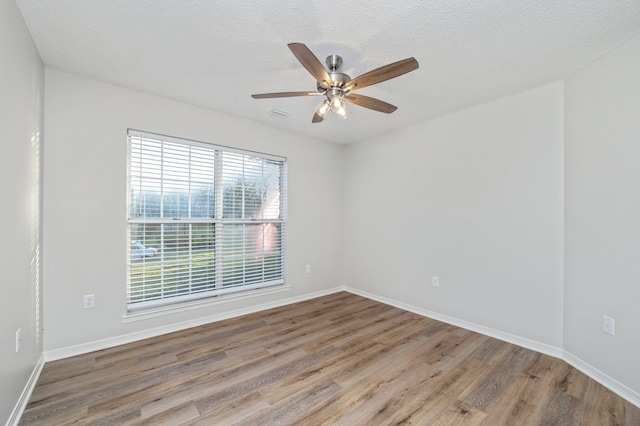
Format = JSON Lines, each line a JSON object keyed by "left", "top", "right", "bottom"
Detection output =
{"left": 16, "top": 0, "right": 640, "bottom": 144}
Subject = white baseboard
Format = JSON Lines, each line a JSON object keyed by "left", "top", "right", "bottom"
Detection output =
{"left": 563, "top": 351, "right": 640, "bottom": 408}
{"left": 6, "top": 353, "right": 45, "bottom": 426}
{"left": 344, "top": 286, "right": 563, "bottom": 358}
{"left": 44, "top": 286, "right": 347, "bottom": 362}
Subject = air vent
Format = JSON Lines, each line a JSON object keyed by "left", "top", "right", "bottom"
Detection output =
{"left": 269, "top": 108, "right": 289, "bottom": 118}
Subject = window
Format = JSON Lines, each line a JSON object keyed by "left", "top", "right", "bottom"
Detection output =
{"left": 127, "top": 130, "right": 287, "bottom": 312}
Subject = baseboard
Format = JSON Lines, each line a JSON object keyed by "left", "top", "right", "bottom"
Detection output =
{"left": 44, "top": 286, "right": 347, "bottom": 362}
{"left": 563, "top": 351, "right": 640, "bottom": 408}
{"left": 344, "top": 286, "right": 564, "bottom": 358}
{"left": 6, "top": 353, "right": 45, "bottom": 426}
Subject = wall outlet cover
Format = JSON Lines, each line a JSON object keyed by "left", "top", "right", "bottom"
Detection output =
{"left": 84, "top": 294, "right": 95, "bottom": 309}
{"left": 16, "top": 328, "right": 22, "bottom": 352}
{"left": 603, "top": 315, "right": 615, "bottom": 336}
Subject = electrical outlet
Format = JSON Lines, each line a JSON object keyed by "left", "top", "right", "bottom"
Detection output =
{"left": 603, "top": 315, "right": 615, "bottom": 336}
{"left": 16, "top": 328, "right": 22, "bottom": 353}
{"left": 84, "top": 294, "right": 95, "bottom": 309}
{"left": 305, "top": 264, "right": 311, "bottom": 274}
{"left": 432, "top": 276, "right": 439, "bottom": 287}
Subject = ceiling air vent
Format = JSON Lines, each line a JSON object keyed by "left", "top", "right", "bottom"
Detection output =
{"left": 269, "top": 108, "right": 289, "bottom": 118}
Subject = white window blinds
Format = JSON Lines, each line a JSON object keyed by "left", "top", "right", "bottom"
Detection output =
{"left": 127, "top": 130, "right": 287, "bottom": 311}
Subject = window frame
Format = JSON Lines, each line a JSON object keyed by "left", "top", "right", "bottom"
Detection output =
{"left": 126, "top": 129, "right": 287, "bottom": 313}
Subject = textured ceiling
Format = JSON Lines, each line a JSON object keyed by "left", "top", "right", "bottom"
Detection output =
{"left": 16, "top": 0, "right": 640, "bottom": 144}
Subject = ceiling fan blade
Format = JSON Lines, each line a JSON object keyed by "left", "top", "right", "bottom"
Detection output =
{"left": 345, "top": 94, "right": 397, "bottom": 113}
{"left": 288, "top": 43, "right": 334, "bottom": 86}
{"left": 344, "top": 57, "right": 419, "bottom": 91}
{"left": 251, "top": 91, "right": 322, "bottom": 99}
{"left": 312, "top": 111, "right": 325, "bottom": 123}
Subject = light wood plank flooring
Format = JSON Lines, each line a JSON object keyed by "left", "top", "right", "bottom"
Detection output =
{"left": 21, "top": 292, "right": 640, "bottom": 425}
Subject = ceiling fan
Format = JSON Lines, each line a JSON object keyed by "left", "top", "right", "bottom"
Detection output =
{"left": 252, "top": 43, "right": 419, "bottom": 123}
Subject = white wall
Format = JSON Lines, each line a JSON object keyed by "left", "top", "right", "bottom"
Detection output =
{"left": 0, "top": 0, "right": 44, "bottom": 423}
{"left": 564, "top": 33, "right": 640, "bottom": 395}
{"left": 43, "top": 69, "right": 343, "bottom": 351}
{"left": 344, "top": 83, "right": 565, "bottom": 348}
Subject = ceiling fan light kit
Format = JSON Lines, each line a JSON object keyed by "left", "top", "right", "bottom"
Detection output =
{"left": 252, "top": 43, "right": 419, "bottom": 123}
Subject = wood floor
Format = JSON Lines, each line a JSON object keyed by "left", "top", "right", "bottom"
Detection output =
{"left": 21, "top": 292, "right": 640, "bottom": 425}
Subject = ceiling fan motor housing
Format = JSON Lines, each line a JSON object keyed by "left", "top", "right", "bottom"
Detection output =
{"left": 317, "top": 73, "right": 351, "bottom": 92}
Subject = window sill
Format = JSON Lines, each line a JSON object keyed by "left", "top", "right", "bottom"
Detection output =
{"left": 121, "top": 284, "right": 290, "bottom": 323}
